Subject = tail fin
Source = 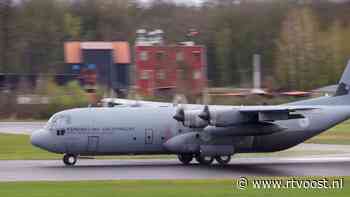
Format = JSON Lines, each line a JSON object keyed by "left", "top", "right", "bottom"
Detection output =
{"left": 335, "top": 60, "right": 350, "bottom": 97}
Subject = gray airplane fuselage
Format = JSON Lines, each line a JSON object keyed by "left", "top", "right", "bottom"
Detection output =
{"left": 31, "top": 104, "right": 350, "bottom": 156}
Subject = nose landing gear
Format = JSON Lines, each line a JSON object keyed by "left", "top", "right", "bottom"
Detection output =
{"left": 63, "top": 154, "right": 77, "bottom": 166}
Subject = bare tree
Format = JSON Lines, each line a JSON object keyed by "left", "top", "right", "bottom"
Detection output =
{"left": 0, "top": 0, "right": 13, "bottom": 71}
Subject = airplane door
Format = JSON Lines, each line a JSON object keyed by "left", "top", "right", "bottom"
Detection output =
{"left": 87, "top": 136, "right": 99, "bottom": 152}
{"left": 145, "top": 129, "right": 153, "bottom": 144}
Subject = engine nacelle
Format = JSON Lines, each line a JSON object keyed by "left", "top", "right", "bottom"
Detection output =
{"left": 184, "top": 110, "right": 209, "bottom": 128}
{"left": 198, "top": 106, "right": 251, "bottom": 127}
{"left": 208, "top": 109, "right": 249, "bottom": 127}
{"left": 174, "top": 109, "right": 209, "bottom": 128}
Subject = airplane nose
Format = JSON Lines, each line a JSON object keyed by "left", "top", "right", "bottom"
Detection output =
{"left": 31, "top": 129, "right": 45, "bottom": 149}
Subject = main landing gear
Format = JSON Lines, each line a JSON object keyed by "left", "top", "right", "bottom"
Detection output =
{"left": 178, "top": 154, "right": 193, "bottom": 165}
{"left": 63, "top": 154, "right": 77, "bottom": 166}
{"left": 177, "top": 154, "right": 232, "bottom": 165}
{"left": 195, "top": 155, "right": 214, "bottom": 165}
{"left": 215, "top": 155, "right": 231, "bottom": 165}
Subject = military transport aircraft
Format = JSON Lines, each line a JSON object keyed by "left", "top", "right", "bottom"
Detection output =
{"left": 31, "top": 61, "right": 350, "bottom": 166}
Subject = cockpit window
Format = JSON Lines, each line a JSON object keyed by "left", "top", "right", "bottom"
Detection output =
{"left": 46, "top": 114, "right": 71, "bottom": 131}
{"left": 56, "top": 129, "right": 66, "bottom": 136}
{"left": 45, "top": 115, "right": 56, "bottom": 130}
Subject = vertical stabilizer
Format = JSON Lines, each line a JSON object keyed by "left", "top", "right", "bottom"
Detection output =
{"left": 335, "top": 60, "right": 350, "bottom": 96}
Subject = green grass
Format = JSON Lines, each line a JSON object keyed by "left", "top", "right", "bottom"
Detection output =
{"left": 0, "top": 133, "right": 59, "bottom": 160}
{"left": 0, "top": 179, "right": 348, "bottom": 197}
{"left": 306, "top": 121, "right": 350, "bottom": 145}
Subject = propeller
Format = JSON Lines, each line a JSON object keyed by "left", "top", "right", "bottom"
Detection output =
{"left": 198, "top": 105, "right": 210, "bottom": 122}
{"left": 173, "top": 108, "right": 185, "bottom": 122}
{"left": 172, "top": 94, "right": 188, "bottom": 123}
{"left": 198, "top": 88, "right": 213, "bottom": 124}
{"left": 172, "top": 93, "right": 214, "bottom": 128}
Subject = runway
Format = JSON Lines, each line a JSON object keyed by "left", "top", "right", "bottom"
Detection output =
{"left": 0, "top": 122, "right": 46, "bottom": 135}
{"left": 1, "top": 156, "right": 350, "bottom": 182}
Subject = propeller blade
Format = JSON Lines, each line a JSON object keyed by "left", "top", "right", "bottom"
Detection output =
{"left": 198, "top": 105, "right": 210, "bottom": 121}
{"left": 173, "top": 108, "right": 185, "bottom": 122}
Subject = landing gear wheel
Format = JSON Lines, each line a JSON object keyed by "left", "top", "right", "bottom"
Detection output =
{"left": 215, "top": 155, "right": 231, "bottom": 165}
{"left": 178, "top": 154, "right": 193, "bottom": 165}
{"left": 195, "top": 155, "right": 214, "bottom": 165}
{"left": 63, "top": 154, "right": 77, "bottom": 166}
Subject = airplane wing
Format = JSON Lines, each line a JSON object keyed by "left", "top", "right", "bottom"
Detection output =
{"left": 189, "top": 105, "right": 319, "bottom": 130}
{"left": 238, "top": 106, "right": 318, "bottom": 121}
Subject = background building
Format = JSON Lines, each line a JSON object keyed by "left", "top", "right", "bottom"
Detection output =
{"left": 135, "top": 29, "right": 207, "bottom": 97}
{"left": 64, "top": 42, "right": 131, "bottom": 95}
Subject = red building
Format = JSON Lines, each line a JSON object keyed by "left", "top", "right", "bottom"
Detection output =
{"left": 135, "top": 45, "right": 207, "bottom": 96}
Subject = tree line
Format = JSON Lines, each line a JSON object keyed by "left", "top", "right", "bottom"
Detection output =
{"left": 1, "top": 0, "right": 350, "bottom": 90}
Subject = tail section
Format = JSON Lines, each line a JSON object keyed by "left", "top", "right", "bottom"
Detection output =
{"left": 335, "top": 60, "right": 350, "bottom": 97}
{"left": 288, "top": 60, "right": 350, "bottom": 106}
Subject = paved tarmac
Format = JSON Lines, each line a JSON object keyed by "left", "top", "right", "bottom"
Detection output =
{"left": 1, "top": 156, "right": 350, "bottom": 182}
{"left": 0, "top": 122, "right": 46, "bottom": 135}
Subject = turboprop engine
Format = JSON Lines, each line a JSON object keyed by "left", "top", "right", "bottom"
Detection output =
{"left": 198, "top": 106, "right": 247, "bottom": 127}
{"left": 173, "top": 108, "right": 209, "bottom": 128}
{"left": 173, "top": 105, "right": 251, "bottom": 128}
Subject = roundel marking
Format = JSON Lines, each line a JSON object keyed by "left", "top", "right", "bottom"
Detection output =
{"left": 299, "top": 118, "right": 310, "bottom": 128}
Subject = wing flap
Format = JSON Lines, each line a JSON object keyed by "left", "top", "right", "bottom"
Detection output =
{"left": 239, "top": 106, "right": 316, "bottom": 121}
{"left": 257, "top": 111, "right": 305, "bottom": 121}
